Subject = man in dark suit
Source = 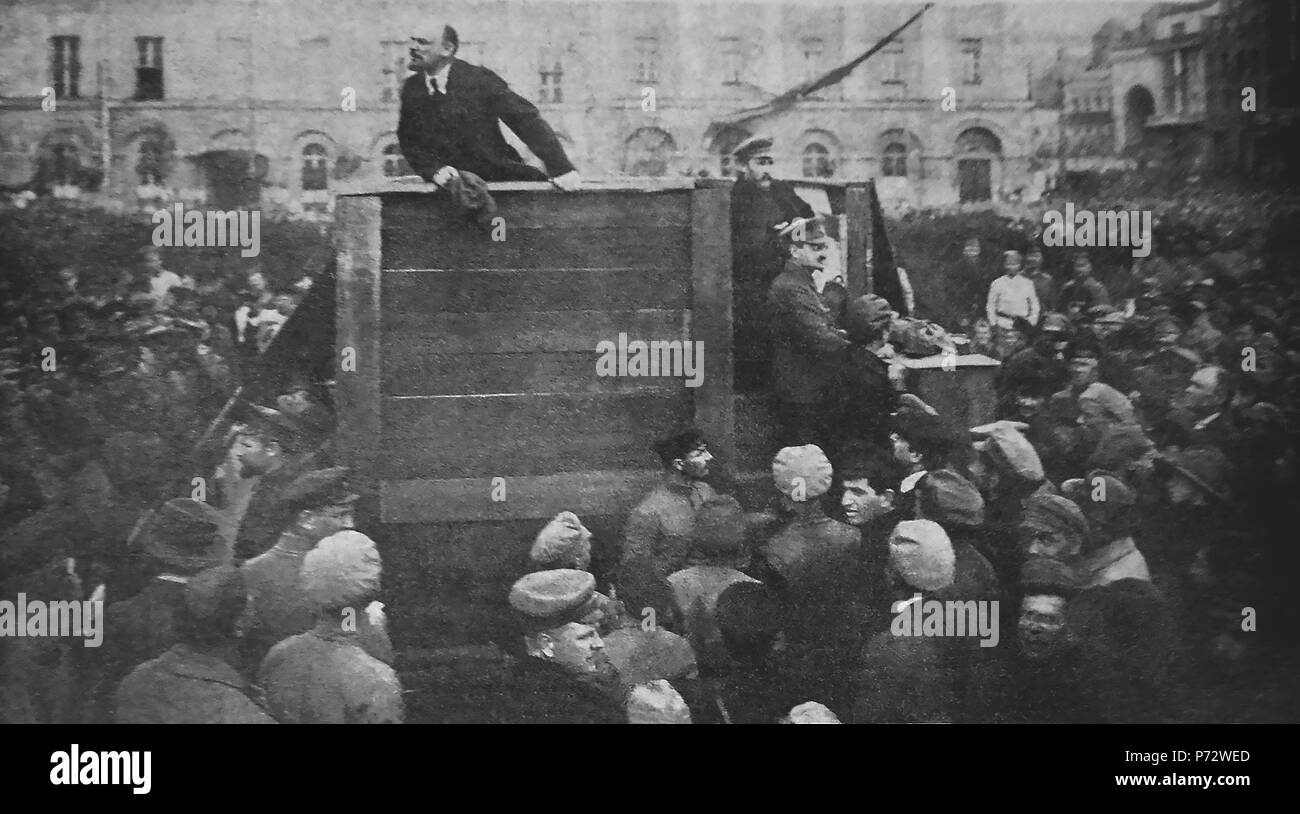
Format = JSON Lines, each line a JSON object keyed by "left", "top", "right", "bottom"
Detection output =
{"left": 730, "top": 136, "right": 814, "bottom": 391}
{"left": 398, "top": 24, "right": 581, "bottom": 189}
{"left": 766, "top": 217, "right": 851, "bottom": 447}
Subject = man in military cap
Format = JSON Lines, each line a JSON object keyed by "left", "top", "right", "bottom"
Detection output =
{"left": 490, "top": 569, "right": 625, "bottom": 724}
{"left": 767, "top": 217, "right": 851, "bottom": 447}
{"left": 239, "top": 467, "right": 392, "bottom": 671}
{"left": 730, "top": 135, "right": 815, "bottom": 391}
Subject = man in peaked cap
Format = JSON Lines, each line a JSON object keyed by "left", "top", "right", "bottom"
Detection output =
{"left": 1061, "top": 470, "right": 1150, "bottom": 589}
{"left": 259, "top": 531, "right": 403, "bottom": 724}
{"left": 106, "top": 498, "right": 228, "bottom": 669}
{"left": 730, "top": 134, "right": 815, "bottom": 392}
{"left": 767, "top": 217, "right": 851, "bottom": 447}
{"left": 239, "top": 468, "right": 391, "bottom": 672}
{"left": 488, "top": 569, "right": 625, "bottom": 724}
{"left": 618, "top": 428, "right": 725, "bottom": 631}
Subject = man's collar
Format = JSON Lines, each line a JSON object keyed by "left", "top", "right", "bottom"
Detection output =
{"left": 425, "top": 60, "right": 453, "bottom": 94}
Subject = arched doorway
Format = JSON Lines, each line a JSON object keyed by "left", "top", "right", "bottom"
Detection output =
{"left": 954, "top": 127, "right": 1001, "bottom": 203}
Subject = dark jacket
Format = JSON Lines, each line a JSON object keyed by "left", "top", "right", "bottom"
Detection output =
{"left": 397, "top": 59, "right": 575, "bottom": 182}
{"left": 115, "top": 644, "right": 276, "bottom": 724}
{"left": 767, "top": 261, "right": 851, "bottom": 405}
{"left": 826, "top": 344, "right": 898, "bottom": 453}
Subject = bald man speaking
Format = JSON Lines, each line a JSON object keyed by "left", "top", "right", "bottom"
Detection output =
{"left": 397, "top": 23, "right": 581, "bottom": 191}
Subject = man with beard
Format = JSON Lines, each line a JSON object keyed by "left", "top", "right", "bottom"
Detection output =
{"left": 730, "top": 136, "right": 814, "bottom": 391}
{"left": 767, "top": 217, "right": 851, "bottom": 447}
{"left": 398, "top": 23, "right": 579, "bottom": 189}
{"left": 617, "top": 429, "right": 721, "bottom": 629}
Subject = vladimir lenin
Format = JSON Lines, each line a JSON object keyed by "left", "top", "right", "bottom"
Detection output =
{"left": 398, "top": 24, "right": 581, "bottom": 190}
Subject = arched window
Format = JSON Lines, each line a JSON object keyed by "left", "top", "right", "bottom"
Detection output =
{"left": 802, "top": 143, "right": 832, "bottom": 178}
{"left": 623, "top": 128, "right": 675, "bottom": 176}
{"left": 882, "top": 142, "right": 908, "bottom": 177}
{"left": 382, "top": 143, "right": 410, "bottom": 177}
{"left": 301, "top": 144, "right": 328, "bottom": 191}
{"left": 50, "top": 143, "right": 81, "bottom": 185}
{"left": 136, "top": 136, "right": 170, "bottom": 186}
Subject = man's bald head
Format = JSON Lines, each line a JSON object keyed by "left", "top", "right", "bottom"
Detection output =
{"left": 409, "top": 24, "right": 459, "bottom": 73}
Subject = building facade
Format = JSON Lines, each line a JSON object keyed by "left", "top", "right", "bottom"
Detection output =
{"left": 0, "top": 0, "right": 1060, "bottom": 213}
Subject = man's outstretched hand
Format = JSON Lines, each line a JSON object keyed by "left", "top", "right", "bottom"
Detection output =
{"left": 551, "top": 170, "right": 582, "bottom": 192}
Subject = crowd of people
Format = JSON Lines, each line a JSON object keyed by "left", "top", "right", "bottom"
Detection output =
{"left": 481, "top": 190, "right": 1300, "bottom": 723}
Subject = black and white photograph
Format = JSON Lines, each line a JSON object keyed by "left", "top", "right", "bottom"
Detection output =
{"left": 0, "top": 0, "right": 1296, "bottom": 761}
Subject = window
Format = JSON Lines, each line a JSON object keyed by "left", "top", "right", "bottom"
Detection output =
{"left": 719, "top": 37, "right": 743, "bottom": 85}
{"left": 802, "top": 37, "right": 824, "bottom": 72}
{"left": 882, "top": 143, "right": 908, "bottom": 177}
{"left": 381, "top": 40, "right": 409, "bottom": 104}
{"left": 634, "top": 36, "right": 660, "bottom": 84}
{"left": 51, "top": 36, "right": 81, "bottom": 99}
{"left": 382, "top": 143, "right": 410, "bottom": 177}
{"left": 802, "top": 143, "right": 832, "bottom": 178}
{"left": 1172, "top": 22, "right": 1186, "bottom": 38}
{"left": 135, "top": 37, "right": 164, "bottom": 100}
{"left": 539, "top": 49, "right": 563, "bottom": 103}
{"left": 49, "top": 143, "right": 81, "bottom": 185}
{"left": 882, "top": 42, "right": 904, "bottom": 84}
{"left": 961, "top": 38, "right": 982, "bottom": 85}
{"left": 301, "top": 144, "right": 329, "bottom": 191}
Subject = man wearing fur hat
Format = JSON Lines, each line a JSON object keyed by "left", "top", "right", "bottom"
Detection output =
{"left": 618, "top": 429, "right": 723, "bottom": 630}
{"left": 240, "top": 468, "right": 392, "bottom": 672}
{"left": 530, "top": 511, "right": 632, "bottom": 634}
{"left": 767, "top": 217, "right": 851, "bottom": 447}
{"left": 116, "top": 566, "right": 275, "bottom": 724}
{"left": 758, "top": 444, "right": 864, "bottom": 712}
{"left": 259, "top": 530, "right": 403, "bottom": 723}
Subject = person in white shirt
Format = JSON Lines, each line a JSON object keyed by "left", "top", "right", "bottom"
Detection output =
{"left": 986, "top": 250, "right": 1040, "bottom": 335}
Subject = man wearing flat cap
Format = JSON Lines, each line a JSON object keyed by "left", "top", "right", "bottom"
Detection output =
{"left": 767, "top": 217, "right": 852, "bottom": 448}
{"left": 98, "top": 498, "right": 229, "bottom": 712}
{"left": 398, "top": 23, "right": 580, "bottom": 190}
{"left": 239, "top": 468, "right": 393, "bottom": 672}
{"left": 730, "top": 135, "right": 815, "bottom": 391}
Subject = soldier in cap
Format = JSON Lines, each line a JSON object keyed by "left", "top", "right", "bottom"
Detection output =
{"left": 239, "top": 468, "right": 391, "bottom": 672}
{"left": 115, "top": 566, "right": 275, "bottom": 724}
{"left": 617, "top": 428, "right": 723, "bottom": 630}
{"left": 529, "top": 511, "right": 633, "bottom": 634}
{"left": 259, "top": 530, "right": 403, "bottom": 723}
{"left": 492, "top": 569, "right": 624, "bottom": 724}
{"left": 767, "top": 217, "right": 852, "bottom": 447}
{"left": 1060, "top": 470, "right": 1151, "bottom": 588}
{"left": 730, "top": 135, "right": 815, "bottom": 391}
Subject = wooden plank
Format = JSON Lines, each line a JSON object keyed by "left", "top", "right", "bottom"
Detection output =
{"left": 380, "top": 469, "right": 663, "bottom": 523}
{"left": 383, "top": 190, "right": 691, "bottom": 230}
{"left": 381, "top": 268, "right": 689, "bottom": 314}
{"left": 845, "top": 183, "right": 871, "bottom": 300}
{"left": 382, "top": 351, "right": 687, "bottom": 396}
{"left": 376, "top": 393, "right": 691, "bottom": 478}
{"left": 382, "top": 225, "right": 688, "bottom": 271}
{"left": 382, "top": 309, "right": 687, "bottom": 354}
{"left": 690, "top": 185, "right": 736, "bottom": 467}
{"left": 333, "top": 195, "right": 383, "bottom": 475}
